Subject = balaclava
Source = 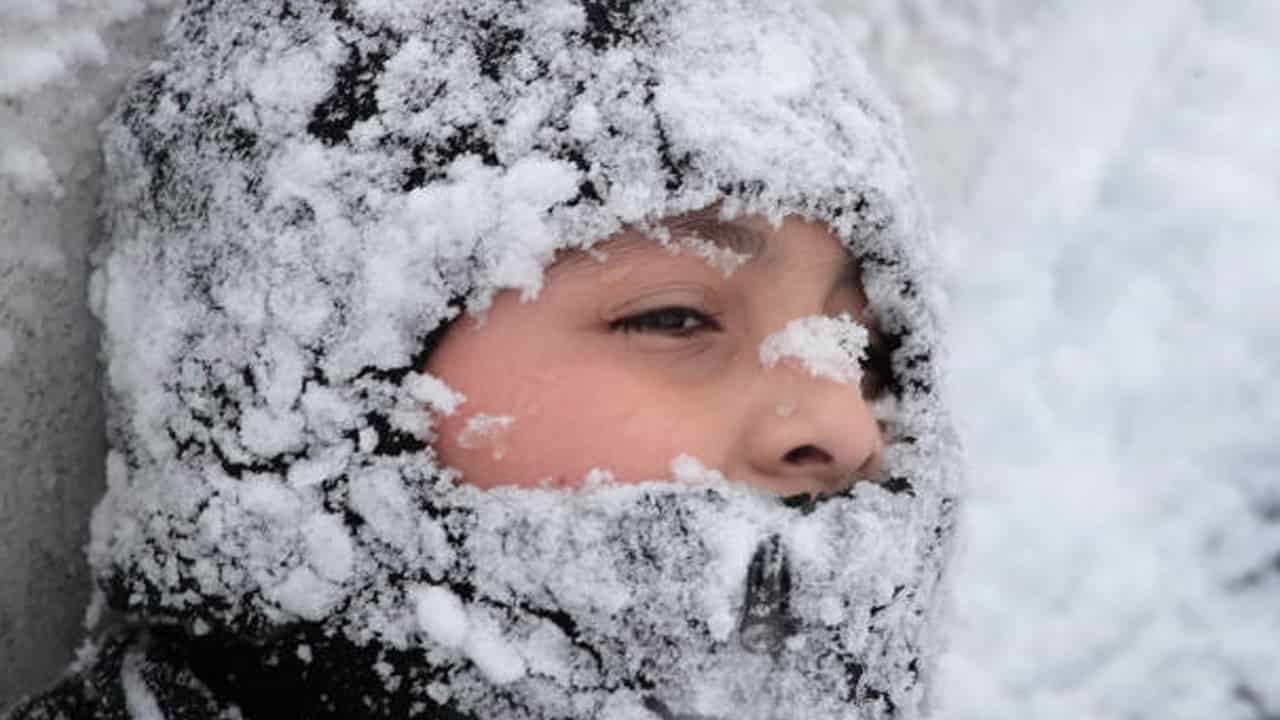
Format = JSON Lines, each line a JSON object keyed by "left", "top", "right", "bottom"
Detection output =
{"left": 88, "top": 0, "right": 960, "bottom": 718}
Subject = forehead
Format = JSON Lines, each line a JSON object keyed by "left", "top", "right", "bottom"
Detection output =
{"left": 552, "top": 209, "right": 851, "bottom": 276}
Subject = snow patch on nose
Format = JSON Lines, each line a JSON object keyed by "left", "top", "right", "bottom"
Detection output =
{"left": 758, "top": 313, "right": 868, "bottom": 385}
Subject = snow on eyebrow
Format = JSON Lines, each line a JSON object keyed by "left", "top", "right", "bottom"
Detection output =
{"left": 672, "top": 233, "right": 753, "bottom": 276}
{"left": 646, "top": 209, "right": 762, "bottom": 276}
{"left": 758, "top": 314, "right": 869, "bottom": 385}
{"left": 549, "top": 212, "right": 759, "bottom": 278}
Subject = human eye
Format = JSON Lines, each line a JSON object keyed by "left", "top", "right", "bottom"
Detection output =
{"left": 608, "top": 306, "right": 722, "bottom": 337}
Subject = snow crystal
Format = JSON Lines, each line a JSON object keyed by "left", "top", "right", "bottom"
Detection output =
{"left": 669, "top": 454, "right": 727, "bottom": 484}
{"left": 237, "top": 407, "right": 307, "bottom": 458}
{"left": 463, "top": 615, "right": 528, "bottom": 685}
{"left": 581, "top": 467, "right": 617, "bottom": 488}
{"left": 411, "top": 584, "right": 470, "bottom": 650}
{"left": 300, "top": 512, "right": 354, "bottom": 584}
{"left": 404, "top": 372, "right": 466, "bottom": 416}
{"left": 674, "top": 234, "right": 753, "bottom": 277}
{"left": 758, "top": 313, "right": 869, "bottom": 385}
{"left": 456, "top": 414, "right": 515, "bottom": 460}
{"left": 702, "top": 511, "right": 759, "bottom": 641}
{"left": 356, "top": 427, "right": 379, "bottom": 454}
{"left": 269, "top": 566, "right": 342, "bottom": 622}
{"left": 120, "top": 647, "right": 166, "bottom": 720}
{"left": 285, "top": 443, "right": 351, "bottom": 489}
{"left": 348, "top": 469, "right": 415, "bottom": 547}
{"left": 235, "top": 477, "right": 302, "bottom": 523}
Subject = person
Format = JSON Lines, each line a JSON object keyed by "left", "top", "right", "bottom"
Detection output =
{"left": 5, "top": 0, "right": 959, "bottom": 718}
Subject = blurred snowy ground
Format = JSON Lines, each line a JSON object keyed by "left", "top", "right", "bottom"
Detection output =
{"left": 835, "top": 1, "right": 1280, "bottom": 718}
{"left": 0, "top": 0, "right": 170, "bottom": 706}
{"left": 2, "top": 0, "right": 1277, "bottom": 716}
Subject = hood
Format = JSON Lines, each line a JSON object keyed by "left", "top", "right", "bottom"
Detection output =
{"left": 88, "top": 0, "right": 960, "bottom": 717}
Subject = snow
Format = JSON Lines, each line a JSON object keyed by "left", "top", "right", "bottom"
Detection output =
{"left": 669, "top": 454, "right": 728, "bottom": 484}
{"left": 411, "top": 584, "right": 470, "bottom": 650}
{"left": 347, "top": 469, "right": 415, "bottom": 547}
{"left": 404, "top": 372, "right": 466, "bottom": 416}
{"left": 828, "top": 1, "right": 1280, "bottom": 718}
{"left": 455, "top": 414, "right": 515, "bottom": 460}
{"left": 120, "top": 647, "right": 167, "bottom": 720}
{"left": 463, "top": 615, "right": 528, "bottom": 685}
{"left": 0, "top": 327, "right": 15, "bottom": 368}
{"left": 758, "top": 313, "right": 868, "bottom": 385}
{"left": 269, "top": 566, "right": 342, "bottom": 622}
{"left": 1, "top": 0, "right": 1274, "bottom": 718}
{"left": 300, "top": 512, "right": 355, "bottom": 584}
{"left": 412, "top": 583, "right": 530, "bottom": 685}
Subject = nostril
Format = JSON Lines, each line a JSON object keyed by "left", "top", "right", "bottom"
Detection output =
{"left": 783, "top": 444, "right": 832, "bottom": 466}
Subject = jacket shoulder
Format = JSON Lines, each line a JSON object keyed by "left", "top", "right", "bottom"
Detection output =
{"left": 3, "top": 629, "right": 236, "bottom": 720}
{"left": 3, "top": 634, "right": 131, "bottom": 720}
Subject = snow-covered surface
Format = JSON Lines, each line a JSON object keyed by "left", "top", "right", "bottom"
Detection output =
{"left": 1, "top": 1, "right": 1276, "bottom": 718}
{"left": 0, "top": 0, "right": 171, "bottom": 709}
{"left": 830, "top": 1, "right": 1280, "bottom": 717}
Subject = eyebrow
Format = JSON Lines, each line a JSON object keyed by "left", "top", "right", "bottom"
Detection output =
{"left": 662, "top": 207, "right": 767, "bottom": 259}
{"left": 552, "top": 207, "right": 768, "bottom": 273}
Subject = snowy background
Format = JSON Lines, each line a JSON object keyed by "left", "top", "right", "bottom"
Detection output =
{"left": 2, "top": 1, "right": 1277, "bottom": 716}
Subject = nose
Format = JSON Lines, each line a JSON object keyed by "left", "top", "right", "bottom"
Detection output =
{"left": 738, "top": 361, "right": 883, "bottom": 497}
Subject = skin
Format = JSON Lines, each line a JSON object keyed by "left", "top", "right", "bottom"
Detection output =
{"left": 425, "top": 211, "right": 887, "bottom": 497}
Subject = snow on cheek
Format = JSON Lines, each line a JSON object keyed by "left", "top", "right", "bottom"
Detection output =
{"left": 456, "top": 414, "right": 515, "bottom": 460}
{"left": 582, "top": 467, "right": 617, "bottom": 488}
{"left": 670, "top": 454, "right": 727, "bottom": 484}
{"left": 404, "top": 372, "right": 466, "bottom": 416}
{"left": 758, "top": 313, "right": 869, "bottom": 385}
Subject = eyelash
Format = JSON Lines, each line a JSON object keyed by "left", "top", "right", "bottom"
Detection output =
{"left": 608, "top": 306, "right": 722, "bottom": 337}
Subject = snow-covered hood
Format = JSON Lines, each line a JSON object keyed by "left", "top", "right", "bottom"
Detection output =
{"left": 89, "top": 0, "right": 959, "bottom": 717}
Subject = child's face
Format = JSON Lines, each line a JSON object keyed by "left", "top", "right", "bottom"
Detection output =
{"left": 425, "top": 210, "right": 887, "bottom": 496}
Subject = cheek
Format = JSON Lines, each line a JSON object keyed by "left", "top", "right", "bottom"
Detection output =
{"left": 431, "top": 362, "right": 723, "bottom": 488}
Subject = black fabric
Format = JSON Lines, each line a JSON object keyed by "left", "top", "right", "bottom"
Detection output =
{"left": 3, "top": 626, "right": 478, "bottom": 720}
